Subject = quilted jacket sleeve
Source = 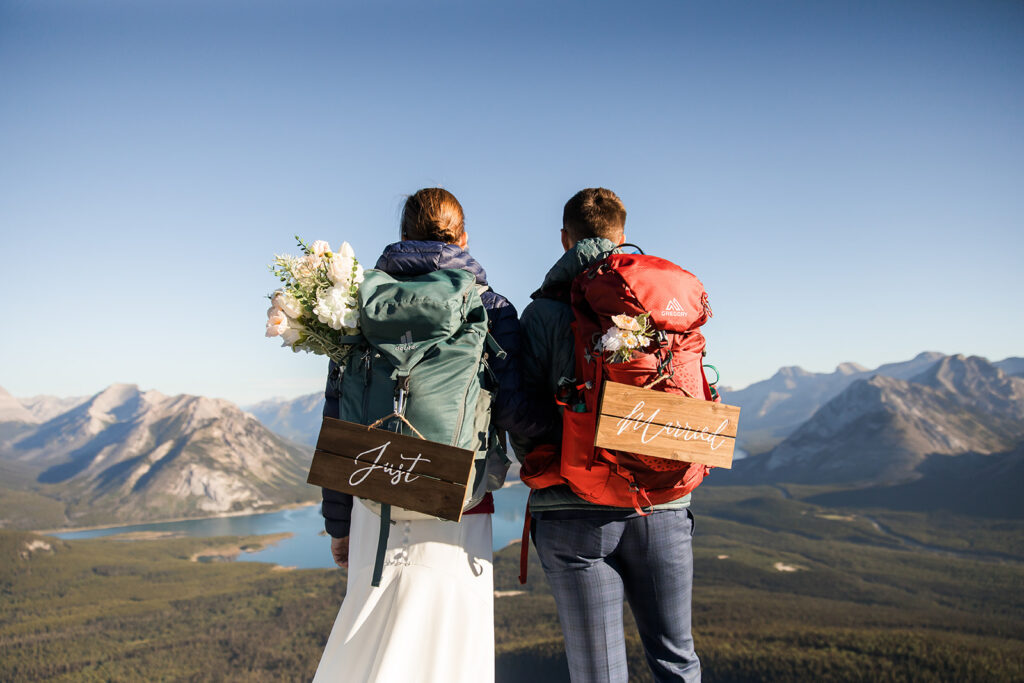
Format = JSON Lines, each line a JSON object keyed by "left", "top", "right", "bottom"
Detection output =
{"left": 482, "top": 291, "right": 557, "bottom": 441}
{"left": 508, "top": 297, "right": 575, "bottom": 462}
{"left": 320, "top": 359, "right": 353, "bottom": 539}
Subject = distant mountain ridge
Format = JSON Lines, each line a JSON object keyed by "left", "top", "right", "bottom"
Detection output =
{"left": 0, "top": 386, "right": 36, "bottom": 424}
{"left": 0, "top": 384, "right": 316, "bottom": 529}
{"left": 3, "top": 350, "right": 1019, "bottom": 528}
{"left": 725, "top": 351, "right": 948, "bottom": 453}
{"left": 244, "top": 392, "right": 323, "bottom": 447}
{"left": 994, "top": 356, "right": 1024, "bottom": 378}
{"left": 18, "top": 394, "right": 88, "bottom": 423}
{"left": 731, "top": 355, "right": 1024, "bottom": 486}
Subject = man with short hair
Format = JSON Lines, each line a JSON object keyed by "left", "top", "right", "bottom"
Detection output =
{"left": 511, "top": 188, "right": 701, "bottom": 682}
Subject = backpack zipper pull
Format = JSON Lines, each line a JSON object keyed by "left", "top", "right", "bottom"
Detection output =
{"left": 394, "top": 374, "right": 411, "bottom": 416}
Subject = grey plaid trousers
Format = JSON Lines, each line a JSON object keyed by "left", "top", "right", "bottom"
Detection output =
{"left": 532, "top": 508, "right": 701, "bottom": 683}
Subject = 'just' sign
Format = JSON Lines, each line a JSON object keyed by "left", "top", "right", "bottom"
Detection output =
{"left": 306, "top": 417, "right": 476, "bottom": 522}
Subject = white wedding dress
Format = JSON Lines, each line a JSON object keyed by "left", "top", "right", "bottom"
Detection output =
{"left": 313, "top": 499, "right": 494, "bottom": 683}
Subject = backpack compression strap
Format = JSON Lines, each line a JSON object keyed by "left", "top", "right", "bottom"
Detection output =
{"left": 371, "top": 503, "right": 391, "bottom": 587}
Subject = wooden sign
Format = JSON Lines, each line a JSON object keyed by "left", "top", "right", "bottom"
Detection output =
{"left": 306, "top": 416, "right": 476, "bottom": 522}
{"left": 594, "top": 382, "right": 740, "bottom": 469}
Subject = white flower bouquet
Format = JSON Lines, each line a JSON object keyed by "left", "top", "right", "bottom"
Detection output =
{"left": 597, "top": 313, "right": 655, "bottom": 363}
{"left": 265, "top": 236, "right": 365, "bottom": 364}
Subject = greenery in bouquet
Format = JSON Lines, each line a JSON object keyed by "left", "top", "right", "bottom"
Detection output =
{"left": 597, "top": 313, "right": 655, "bottom": 363}
{"left": 265, "top": 236, "right": 365, "bottom": 365}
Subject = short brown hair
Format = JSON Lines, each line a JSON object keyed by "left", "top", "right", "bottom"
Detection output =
{"left": 562, "top": 188, "right": 626, "bottom": 242}
{"left": 400, "top": 188, "right": 465, "bottom": 243}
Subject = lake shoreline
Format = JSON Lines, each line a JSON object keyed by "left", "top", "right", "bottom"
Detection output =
{"left": 32, "top": 500, "right": 320, "bottom": 536}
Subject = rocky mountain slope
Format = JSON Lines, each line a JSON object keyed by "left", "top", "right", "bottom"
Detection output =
{"left": 0, "top": 384, "right": 317, "bottom": 528}
{"left": 0, "top": 386, "right": 36, "bottom": 424}
{"left": 730, "top": 355, "right": 1024, "bottom": 485}
{"left": 17, "top": 394, "right": 88, "bottom": 423}
{"left": 723, "top": 352, "right": 946, "bottom": 453}
{"left": 994, "top": 356, "right": 1024, "bottom": 378}
{"left": 244, "top": 392, "right": 324, "bottom": 447}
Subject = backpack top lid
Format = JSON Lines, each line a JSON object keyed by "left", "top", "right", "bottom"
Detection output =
{"left": 573, "top": 252, "right": 711, "bottom": 334}
{"left": 358, "top": 268, "right": 481, "bottom": 374}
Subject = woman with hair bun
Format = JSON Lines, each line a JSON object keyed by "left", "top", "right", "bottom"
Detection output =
{"left": 313, "top": 188, "right": 549, "bottom": 682}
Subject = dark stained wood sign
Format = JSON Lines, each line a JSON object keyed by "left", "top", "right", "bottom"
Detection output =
{"left": 306, "top": 416, "right": 476, "bottom": 522}
{"left": 594, "top": 381, "right": 740, "bottom": 469}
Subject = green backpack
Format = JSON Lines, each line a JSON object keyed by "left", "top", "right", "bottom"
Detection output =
{"left": 336, "top": 268, "right": 508, "bottom": 584}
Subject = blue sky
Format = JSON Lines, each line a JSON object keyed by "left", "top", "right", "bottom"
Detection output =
{"left": 1, "top": 0, "right": 1022, "bottom": 405}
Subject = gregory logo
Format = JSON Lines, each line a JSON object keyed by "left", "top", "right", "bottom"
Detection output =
{"left": 663, "top": 298, "right": 688, "bottom": 317}
{"left": 395, "top": 331, "right": 417, "bottom": 352}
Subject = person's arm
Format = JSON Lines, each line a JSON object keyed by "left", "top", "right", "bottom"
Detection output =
{"left": 320, "top": 359, "right": 353, "bottom": 543}
{"left": 485, "top": 295, "right": 557, "bottom": 440}
{"left": 508, "top": 298, "right": 570, "bottom": 462}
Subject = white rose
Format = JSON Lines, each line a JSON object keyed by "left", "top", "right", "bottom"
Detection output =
{"left": 309, "top": 240, "right": 331, "bottom": 258}
{"left": 328, "top": 254, "right": 355, "bottom": 285}
{"left": 265, "top": 306, "right": 289, "bottom": 338}
{"left": 292, "top": 254, "right": 320, "bottom": 286}
{"left": 337, "top": 241, "right": 356, "bottom": 259}
{"left": 272, "top": 290, "right": 304, "bottom": 319}
{"left": 281, "top": 319, "right": 305, "bottom": 346}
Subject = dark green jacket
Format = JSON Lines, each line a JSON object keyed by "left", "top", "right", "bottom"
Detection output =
{"left": 509, "top": 238, "right": 690, "bottom": 513}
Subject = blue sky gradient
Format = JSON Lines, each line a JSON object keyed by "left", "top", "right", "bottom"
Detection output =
{"left": 2, "top": 0, "right": 1022, "bottom": 404}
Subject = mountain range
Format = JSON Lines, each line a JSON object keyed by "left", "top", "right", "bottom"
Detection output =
{"left": 722, "top": 351, "right": 949, "bottom": 454}
{"left": 0, "top": 384, "right": 316, "bottom": 529}
{"left": 722, "top": 355, "right": 1024, "bottom": 517}
{"left": 244, "top": 393, "right": 324, "bottom": 447}
{"left": 2, "top": 350, "right": 1020, "bottom": 529}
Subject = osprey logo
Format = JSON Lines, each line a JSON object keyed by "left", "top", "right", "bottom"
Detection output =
{"left": 663, "top": 298, "right": 688, "bottom": 317}
{"left": 395, "top": 330, "right": 417, "bottom": 352}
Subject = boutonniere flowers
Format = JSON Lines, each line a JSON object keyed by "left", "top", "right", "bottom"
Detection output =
{"left": 265, "top": 236, "right": 365, "bottom": 364}
{"left": 597, "top": 313, "right": 655, "bottom": 363}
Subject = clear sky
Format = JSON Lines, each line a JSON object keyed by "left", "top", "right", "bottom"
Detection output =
{"left": 1, "top": 0, "right": 1022, "bottom": 405}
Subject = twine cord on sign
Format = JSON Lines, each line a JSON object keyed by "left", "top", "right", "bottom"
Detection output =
{"left": 366, "top": 412, "right": 426, "bottom": 441}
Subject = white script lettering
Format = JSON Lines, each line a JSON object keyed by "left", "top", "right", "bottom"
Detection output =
{"left": 348, "top": 441, "right": 432, "bottom": 486}
{"left": 615, "top": 401, "right": 731, "bottom": 451}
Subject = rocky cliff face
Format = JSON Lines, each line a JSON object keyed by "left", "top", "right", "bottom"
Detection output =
{"left": 1, "top": 384, "right": 316, "bottom": 528}
{"left": 723, "top": 352, "right": 946, "bottom": 453}
{"left": 732, "top": 356, "right": 1024, "bottom": 485}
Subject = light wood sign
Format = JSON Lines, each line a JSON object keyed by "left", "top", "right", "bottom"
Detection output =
{"left": 594, "top": 382, "right": 740, "bottom": 469}
{"left": 306, "top": 417, "right": 476, "bottom": 522}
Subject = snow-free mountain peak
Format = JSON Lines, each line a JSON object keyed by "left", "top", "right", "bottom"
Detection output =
{"left": 733, "top": 356, "right": 1024, "bottom": 485}
{"left": 835, "top": 362, "right": 869, "bottom": 375}
{"left": 0, "top": 385, "right": 36, "bottom": 424}
{"left": 1, "top": 384, "right": 316, "bottom": 527}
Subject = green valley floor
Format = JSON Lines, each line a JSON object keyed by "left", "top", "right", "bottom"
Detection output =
{"left": 2, "top": 486, "right": 1022, "bottom": 682}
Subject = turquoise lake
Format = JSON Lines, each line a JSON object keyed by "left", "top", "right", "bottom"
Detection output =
{"left": 53, "top": 484, "right": 531, "bottom": 569}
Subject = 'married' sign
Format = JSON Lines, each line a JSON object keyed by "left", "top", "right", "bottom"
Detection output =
{"left": 594, "top": 382, "right": 740, "bottom": 468}
{"left": 306, "top": 417, "right": 475, "bottom": 522}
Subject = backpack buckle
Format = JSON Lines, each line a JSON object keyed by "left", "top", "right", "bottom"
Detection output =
{"left": 394, "top": 375, "right": 411, "bottom": 415}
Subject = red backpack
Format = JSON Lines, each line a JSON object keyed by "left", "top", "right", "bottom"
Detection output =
{"left": 520, "top": 246, "right": 719, "bottom": 514}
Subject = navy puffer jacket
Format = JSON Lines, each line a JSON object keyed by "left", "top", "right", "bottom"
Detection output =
{"left": 320, "top": 241, "right": 553, "bottom": 538}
